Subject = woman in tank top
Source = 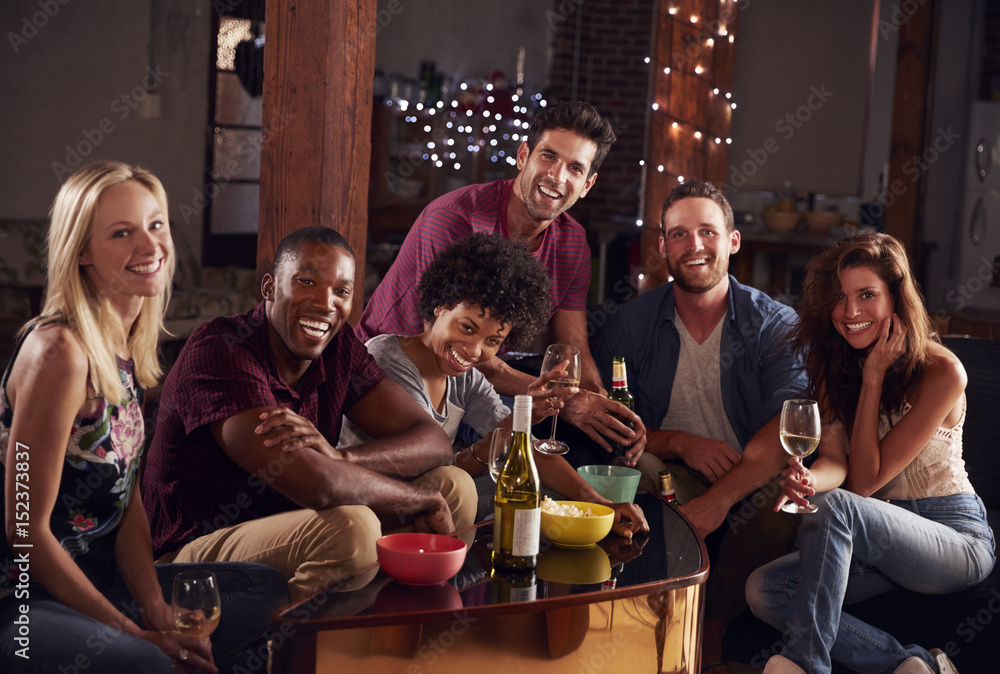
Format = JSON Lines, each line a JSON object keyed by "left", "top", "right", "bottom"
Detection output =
{"left": 746, "top": 232, "right": 994, "bottom": 674}
{"left": 0, "top": 161, "right": 287, "bottom": 673}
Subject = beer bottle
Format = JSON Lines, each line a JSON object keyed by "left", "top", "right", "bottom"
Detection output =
{"left": 608, "top": 356, "right": 636, "bottom": 457}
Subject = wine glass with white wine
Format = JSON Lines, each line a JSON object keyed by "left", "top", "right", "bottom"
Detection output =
{"left": 779, "top": 399, "right": 821, "bottom": 514}
{"left": 488, "top": 427, "right": 512, "bottom": 482}
{"left": 532, "top": 344, "right": 581, "bottom": 455}
{"left": 172, "top": 570, "right": 222, "bottom": 639}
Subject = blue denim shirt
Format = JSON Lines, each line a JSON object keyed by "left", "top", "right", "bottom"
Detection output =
{"left": 595, "top": 276, "right": 807, "bottom": 451}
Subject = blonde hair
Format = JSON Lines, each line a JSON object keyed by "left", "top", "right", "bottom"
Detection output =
{"left": 21, "top": 161, "right": 175, "bottom": 403}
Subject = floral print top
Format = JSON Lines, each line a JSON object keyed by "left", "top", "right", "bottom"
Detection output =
{"left": 0, "top": 329, "right": 145, "bottom": 599}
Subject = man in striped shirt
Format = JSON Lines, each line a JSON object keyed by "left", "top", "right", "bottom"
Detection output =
{"left": 359, "top": 101, "right": 645, "bottom": 458}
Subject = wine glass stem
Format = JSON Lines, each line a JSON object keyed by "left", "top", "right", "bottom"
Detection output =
{"left": 549, "top": 414, "right": 559, "bottom": 440}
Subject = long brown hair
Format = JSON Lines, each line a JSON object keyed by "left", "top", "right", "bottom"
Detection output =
{"left": 791, "top": 232, "right": 933, "bottom": 431}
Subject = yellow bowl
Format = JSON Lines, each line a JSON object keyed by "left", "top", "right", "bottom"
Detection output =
{"left": 537, "top": 544, "right": 612, "bottom": 584}
{"left": 762, "top": 211, "right": 801, "bottom": 234}
{"left": 540, "top": 501, "right": 615, "bottom": 548}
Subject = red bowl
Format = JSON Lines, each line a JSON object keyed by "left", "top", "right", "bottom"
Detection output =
{"left": 376, "top": 533, "right": 467, "bottom": 586}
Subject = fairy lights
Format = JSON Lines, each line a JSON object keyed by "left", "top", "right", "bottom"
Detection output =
{"left": 382, "top": 79, "right": 545, "bottom": 180}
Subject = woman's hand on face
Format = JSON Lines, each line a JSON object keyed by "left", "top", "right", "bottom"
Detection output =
{"left": 527, "top": 360, "right": 578, "bottom": 422}
{"left": 774, "top": 456, "right": 816, "bottom": 512}
{"left": 864, "top": 314, "right": 907, "bottom": 380}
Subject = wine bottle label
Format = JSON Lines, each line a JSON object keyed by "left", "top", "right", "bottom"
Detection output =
{"left": 510, "top": 584, "right": 537, "bottom": 602}
{"left": 511, "top": 507, "right": 541, "bottom": 556}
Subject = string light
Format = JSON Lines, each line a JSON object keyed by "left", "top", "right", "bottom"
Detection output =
{"left": 664, "top": 67, "right": 671, "bottom": 75}
{"left": 644, "top": 56, "right": 651, "bottom": 64}
{"left": 668, "top": 7, "right": 678, "bottom": 15}
{"left": 694, "top": 66, "right": 704, "bottom": 74}
{"left": 678, "top": 175, "right": 685, "bottom": 182}
{"left": 651, "top": 103, "right": 659, "bottom": 111}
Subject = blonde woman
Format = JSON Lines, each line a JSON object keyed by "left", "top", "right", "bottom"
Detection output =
{"left": 0, "top": 161, "right": 286, "bottom": 673}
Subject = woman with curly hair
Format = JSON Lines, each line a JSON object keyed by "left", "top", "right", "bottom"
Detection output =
{"left": 0, "top": 161, "right": 287, "bottom": 673}
{"left": 341, "top": 234, "right": 647, "bottom": 535}
{"left": 746, "top": 232, "right": 994, "bottom": 674}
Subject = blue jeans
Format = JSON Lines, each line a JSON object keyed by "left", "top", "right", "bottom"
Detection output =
{"left": 746, "top": 489, "right": 996, "bottom": 674}
{"left": 0, "top": 561, "right": 288, "bottom": 674}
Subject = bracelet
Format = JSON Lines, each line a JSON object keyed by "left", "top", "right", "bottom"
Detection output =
{"left": 469, "top": 445, "right": 489, "bottom": 467}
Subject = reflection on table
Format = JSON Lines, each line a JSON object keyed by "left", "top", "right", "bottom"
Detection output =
{"left": 271, "top": 492, "right": 708, "bottom": 673}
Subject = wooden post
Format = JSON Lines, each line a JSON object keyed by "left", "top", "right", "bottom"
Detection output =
{"left": 884, "top": 0, "right": 940, "bottom": 263}
{"left": 259, "top": 0, "right": 377, "bottom": 325}
{"left": 639, "top": 0, "right": 739, "bottom": 293}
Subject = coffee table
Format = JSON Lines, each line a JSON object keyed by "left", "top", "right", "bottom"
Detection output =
{"left": 270, "top": 492, "right": 708, "bottom": 673}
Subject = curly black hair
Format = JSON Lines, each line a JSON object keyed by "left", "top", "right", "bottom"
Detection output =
{"left": 417, "top": 234, "right": 552, "bottom": 350}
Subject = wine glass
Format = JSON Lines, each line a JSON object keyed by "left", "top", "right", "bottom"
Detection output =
{"left": 172, "top": 570, "right": 222, "bottom": 639}
{"left": 488, "top": 427, "right": 512, "bottom": 482}
{"left": 778, "top": 399, "right": 821, "bottom": 514}
{"left": 532, "top": 344, "right": 581, "bottom": 455}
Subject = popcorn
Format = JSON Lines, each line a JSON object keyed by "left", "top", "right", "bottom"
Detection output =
{"left": 541, "top": 496, "right": 596, "bottom": 517}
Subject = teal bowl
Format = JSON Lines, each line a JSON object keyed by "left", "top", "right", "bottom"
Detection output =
{"left": 576, "top": 465, "right": 641, "bottom": 503}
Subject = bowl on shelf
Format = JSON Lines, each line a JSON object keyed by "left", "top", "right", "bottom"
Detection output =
{"left": 803, "top": 211, "right": 845, "bottom": 235}
{"left": 376, "top": 533, "right": 467, "bottom": 586}
{"left": 762, "top": 211, "right": 801, "bottom": 234}
{"left": 540, "top": 500, "right": 615, "bottom": 548}
{"left": 577, "top": 465, "right": 641, "bottom": 503}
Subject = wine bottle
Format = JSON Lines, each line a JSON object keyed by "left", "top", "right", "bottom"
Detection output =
{"left": 493, "top": 394, "right": 541, "bottom": 570}
{"left": 608, "top": 356, "right": 635, "bottom": 457}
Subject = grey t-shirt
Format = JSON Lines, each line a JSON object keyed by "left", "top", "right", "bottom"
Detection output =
{"left": 337, "top": 334, "right": 509, "bottom": 448}
{"left": 660, "top": 311, "right": 743, "bottom": 453}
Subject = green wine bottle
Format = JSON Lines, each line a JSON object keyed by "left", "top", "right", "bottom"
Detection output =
{"left": 608, "top": 356, "right": 635, "bottom": 457}
{"left": 493, "top": 394, "right": 541, "bottom": 570}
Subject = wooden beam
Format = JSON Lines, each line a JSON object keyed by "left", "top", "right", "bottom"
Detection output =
{"left": 639, "top": 0, "right": 739, "bottom": 293}
{"left": 259, "top": 0, "right": 377, "bottom": 324}
{"left": 884, "top": 0, "right": 940, "bottom": 261}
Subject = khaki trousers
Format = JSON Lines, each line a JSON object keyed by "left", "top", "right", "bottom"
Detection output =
{"left": 158, "top": 466, "right": 477, "bottom": 601}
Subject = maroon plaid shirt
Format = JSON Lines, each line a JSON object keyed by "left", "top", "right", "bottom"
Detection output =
{"left": 143, "top": 302, "right": 385, "bottom": 557}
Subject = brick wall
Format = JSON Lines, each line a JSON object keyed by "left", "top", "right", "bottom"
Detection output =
{"left": 547, "top": 0, "right": 656, "bottom": 229}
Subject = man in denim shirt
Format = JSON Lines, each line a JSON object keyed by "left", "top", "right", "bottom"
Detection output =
{"left": 595, "top": 181, "right": 807, "bottom": 673}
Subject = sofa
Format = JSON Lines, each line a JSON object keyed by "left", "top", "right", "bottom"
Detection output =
{"left": 726, "top": 335, "right": 1000, "bottom": 673}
